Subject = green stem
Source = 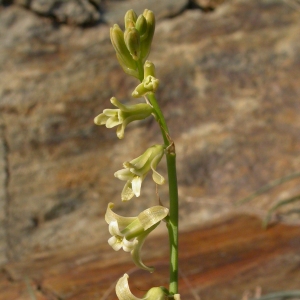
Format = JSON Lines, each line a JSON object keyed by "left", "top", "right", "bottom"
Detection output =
{"left": 147, "top": 92, "right": 179, "bottom": 294}
{"left": 137, "top": 60, "right": 144, "bottom": 82}
{"left": 147, "top": 93, "right": 169, "bottom": 145}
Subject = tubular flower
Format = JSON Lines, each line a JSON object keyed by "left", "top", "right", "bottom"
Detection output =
{"left": 116, "top": 274, "right": 168, "bottom": 300}
{"left": 114, "top": 145, "right": 165, "bottom": 201}
{"left": 105, "top": 203, "right": 169, "bottom": 272}
{"left": 94, "top": 97, "right": 153, "bottom": 139}
{"left": 132, "top": 61, "right": 159, "bottom": 98}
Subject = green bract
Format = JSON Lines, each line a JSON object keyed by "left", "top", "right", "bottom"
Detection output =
{"left": 114, "top": 145, "right": 165, "bottom": 201}
{"left": 94, "top": 97, "right": 153, "bottom": 139}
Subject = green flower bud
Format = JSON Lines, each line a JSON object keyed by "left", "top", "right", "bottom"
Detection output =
{"left": 144, "top": 60, "right": 156, "bottom": 78}
{"left": 140, "top": 9, "right": 155, "bottom": 62}
{"left": 144, "top": 287, "right": 167, "bottom": 299}
{"left": 110, "top": 24, "right": 138, "bottom": 78}
{"left": 135, "top": 15, "right": 148, "bottom": 40}
{"left": 132, "top": 75, "right": 159, "bottom": 98}
{"left": 124, "top": 27, "right": 141, "bottom": 61}
{"left": 124, "top": 9, "right": 137, "bottom": 29}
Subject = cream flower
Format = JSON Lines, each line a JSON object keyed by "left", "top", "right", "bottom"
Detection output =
{"left": 94, "top": 97, "right": 153, "bottom": 139}
{"left": 105, "top": 203, "right": 169, "bottom": 272}
{"left": 114, "top": 145, "right": 165, "bottom": 201}
{"left": 116, "top": 274, "right": 167, "bottom": 300}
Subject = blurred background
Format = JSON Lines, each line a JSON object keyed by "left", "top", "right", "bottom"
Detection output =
{"left": 0, "top": 0, "right": 300, "bottom": 298}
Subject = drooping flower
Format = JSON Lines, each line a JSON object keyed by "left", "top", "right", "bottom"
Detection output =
{"left": 116, "top": 274, "right": 168, "bottom": 300}
{"left": 105, "top": 203, "right": 169, "bottom": 272}
{"left": 114, "top": 145, "right": 165, "bottom": 201}
{"left": 94, "top": 97, "right": 153, "bottom": 139}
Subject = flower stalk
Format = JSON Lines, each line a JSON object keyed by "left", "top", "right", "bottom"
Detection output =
{"left": 95, "top": 8, "right": 180, "bottom": 299}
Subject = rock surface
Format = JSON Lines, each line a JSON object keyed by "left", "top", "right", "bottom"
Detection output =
{"left": 2, "top": 214, "right": 300, "bottom": 300}
{"left": 0, "top": 0, "right": 300, "bottom": 265}
{"left": 14, "top": 0, "right": 101, "bottom": 25}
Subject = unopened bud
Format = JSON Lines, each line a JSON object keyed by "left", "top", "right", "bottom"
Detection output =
{"left": 140, "top": 9, "right": 155, "bottom": 62}
{"left": 144, "top": 60, "right": 156, "bottom": 78}
{"left": 110, "top": 24, "right": 138, "bottom": 77}
{"left": 144, "top": 287, "right": 167, "bottom": 300}
{"left": 124, "top": 9, "right": 137, "bottom": 29}
{"left": 135, "top": 15, "right": 148, "bottom": 40}
{"left": 124, "top": 27, "right": 140, "bottom": 60}
{"left": 132, "top": 75, "right": 159, "bottom": 98}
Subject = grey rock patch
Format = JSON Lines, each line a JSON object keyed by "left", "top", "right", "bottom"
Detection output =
{"left": 103, "top": 0, "right": 188, "bottom": 25}
{"left": 15, "top": 0, "right": 101, "bottom": 25}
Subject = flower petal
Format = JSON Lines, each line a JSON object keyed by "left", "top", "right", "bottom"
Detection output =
{"left": 131, "top": 223, "right": 160, "bottom": 272}
{"left": 103, "top": 108, "right": 119, "bottom": 117}
{"left": 122, "top": 238, "right": 137, "bottom": 252}
{"left": 115, "top": 274, "right": 142, "bottom": 300}
{"left": 138, "top": 206, "right": 168, "bottom": 230}
{"left": 121, "top": 181, "right": 135, "bottom": 201}
{"left": 108, "top": 236, "right": 123, "bottom": 251}
{"left": 106, "top": 116, "right": 122, "bottom": 128}
{"left": 129, "top": 147, "right": 152, "bottom": 170}
{"left": 108, "top": 220, "right": 122, "bottom": 236}
{"left": 131, "top": 176, "right": 142, "bottom": 197}
{"left": 151, "top": 153, "right": 165, "bottom": 185}
{"left": 114, "top": 169, "right": 134, "bottom": 181}
{"left": 152, "top": 169, "right": 165, "bottom": 185}
{"left": 105, "top": 203, "right": 136, "bottom": 227}
{"left": 94, "top": 113, "right": 109, "bottom": 125}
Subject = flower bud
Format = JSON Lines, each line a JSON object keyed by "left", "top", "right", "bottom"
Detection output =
{"left": 124, "top": 9, "right": 137, "bottom": 29}
{"left": 110, "top": 25, "right": 137, "bottom": 71}
{"left": 135, "top": 15, "right": 148, "bottom": 40}
{"left": 144, "top": 60, "right": 156, "bottom": 78}
{"left": 132, "top": 75, "right": 159, "bottom": 98}
{"left": 124, "top": 27, "right": 140, "bottom": 60}
{"left": 140, "top": 9, "right": 155, "bottom": 62}
{"left": 144, "top": 287, "right": 167, "bottom": 299}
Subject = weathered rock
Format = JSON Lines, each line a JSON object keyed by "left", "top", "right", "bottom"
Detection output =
{"left": 191, "top": 0, "right": 225, "bottom": 10}
{"left": 2, "top": 215, "right": 300, "bottom": 300}
{"left": 102, "top": 0, "right": 188, "bottom": 25}
{"left": 0, "top": 0, "right": 300, "bottom": 262}
{"left": 14, "top": 0, "right": 101, "bottom": 25}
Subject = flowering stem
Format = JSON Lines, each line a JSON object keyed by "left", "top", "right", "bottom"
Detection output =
{"left": 147, "top": 92, "right": 179, "bottom": 295}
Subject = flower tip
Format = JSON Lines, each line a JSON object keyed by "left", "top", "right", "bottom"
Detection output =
{"left": 132, "top": 90, "right": 139, "bottom": 98}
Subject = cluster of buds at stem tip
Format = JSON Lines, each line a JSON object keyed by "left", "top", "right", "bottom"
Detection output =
{"left": 105, "top": 203, "right": 169, "bottom": 272}
{"left": 94, "top": 97, "right": 153, "bottom": 139}
{"left": 132, "top": 60, "right": 159, "bottom": 97}
{"left": 116, "top": 274, "right": 181, "bottom": 300}
{"left": 110, "top": 9, "right": 155, "bottom": 78}
{"left": 114, "top": 145, "right": 165, "bottom": 201}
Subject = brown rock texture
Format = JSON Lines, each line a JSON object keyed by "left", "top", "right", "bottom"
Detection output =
{"left": 0, "top": 0, "right": 300, "bottom": 271}
{"left": 2, "top": 214, "right": 300, "bottom": 299}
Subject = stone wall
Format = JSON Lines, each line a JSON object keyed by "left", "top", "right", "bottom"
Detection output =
{"left": 1, "top": 0, "right": 300, "bottom": 262}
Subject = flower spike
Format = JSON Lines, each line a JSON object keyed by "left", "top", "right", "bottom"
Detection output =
{"left": 114, "top": 145, "right": 165, "bottom": 201}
